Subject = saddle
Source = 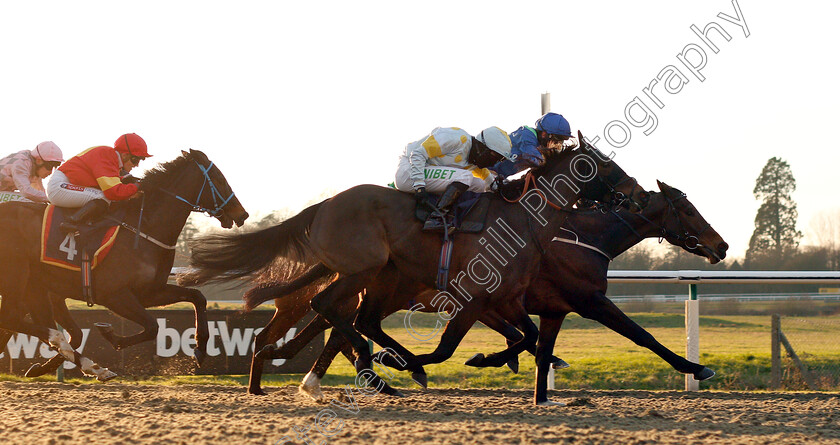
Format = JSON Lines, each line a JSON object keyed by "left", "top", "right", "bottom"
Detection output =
{"left": 40, "top": 205, "right": 123, "bottom": 271}
{"left": 414, "top": 191, "right": 492, "bottom": 234}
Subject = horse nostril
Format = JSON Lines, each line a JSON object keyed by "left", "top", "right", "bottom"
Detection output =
{"left": 719, "top": 242, "right": 729, "bottom": 252}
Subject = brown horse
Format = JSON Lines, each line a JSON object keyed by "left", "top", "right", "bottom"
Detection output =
{"left": 245, "top": 181, "right": 727, "bottom": 403}
{"left": 181, "top": 137, "right": 649, "bottom": 397}
{"left": 0, "top": 149, "right": 248, "bottom": 379}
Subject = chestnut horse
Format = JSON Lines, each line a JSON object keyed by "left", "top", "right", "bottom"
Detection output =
{"left": 0, "top": 149, "right": 248, "bottom": 379}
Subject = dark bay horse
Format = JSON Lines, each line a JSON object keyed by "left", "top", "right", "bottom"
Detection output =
{"left": 181, "top": 137, "right": 649, "bottom": 397}
{"left": 242, "top": 181, "right": 727, "bottom": 402}
{"left": 0, "top": 149, "right": 248, "bottom": 379}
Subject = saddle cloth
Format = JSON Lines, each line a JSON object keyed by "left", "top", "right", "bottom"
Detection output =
{"left": 40, "top": 205, "right": 120, "bottom": 271}
{"left": 0, "top": 190, "right": 31, "bottom": 204}
{"left": 415, "top": 191, "right": 492, "bottom": 233}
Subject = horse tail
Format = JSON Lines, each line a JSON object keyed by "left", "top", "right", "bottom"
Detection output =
{"left": 177, "top": 200, "right": 325, "bottom": 286}
{"left": 242, "top": 263, "right": 336, "bottom": 312}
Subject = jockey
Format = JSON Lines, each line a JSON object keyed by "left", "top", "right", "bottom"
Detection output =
{"left": 491, "top": 112, "right": 577, "bottom": 179}
{"left": 0, "top": 141, "right": 64, "bottom": 203}
{"left": 47, "top": 133, "right": 152, "bottom": 232}
{"left": 395, "top": 126, "right": 514, "bottom": 232}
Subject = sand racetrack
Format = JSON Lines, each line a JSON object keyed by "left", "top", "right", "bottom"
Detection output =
{"left": 0, "top": 381, "right": 837, "bottom": 444}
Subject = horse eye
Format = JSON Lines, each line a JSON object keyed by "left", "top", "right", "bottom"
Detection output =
{"left": 686, "top": 210, "right": 695, "bottom": 217}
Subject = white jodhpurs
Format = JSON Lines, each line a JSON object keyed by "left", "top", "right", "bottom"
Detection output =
{"left": 46, "top": 170, "right": 109, "bottom": 208}
{"left": 395, "top": 157, "right": 490, "bottom": 193}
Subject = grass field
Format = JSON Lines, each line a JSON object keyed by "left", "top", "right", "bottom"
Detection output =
{"left": 7, "top": 312, "right": 837, "bottom": 392}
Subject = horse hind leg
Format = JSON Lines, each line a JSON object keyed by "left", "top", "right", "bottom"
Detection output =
{"left": 310, "top": 269, "right": 403, "bottom": 397}
{"left": 299, "top": 328, "right": 348, "bottom": 402}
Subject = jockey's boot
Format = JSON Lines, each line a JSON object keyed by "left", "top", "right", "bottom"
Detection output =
{"left": 423, "top": 182, "right": 469, "bottom": 234}
{"left": 60, "top": 199, "right": 109, "bottom": 233}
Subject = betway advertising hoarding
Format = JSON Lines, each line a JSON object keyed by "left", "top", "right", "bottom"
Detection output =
{"left": 0, "top": 310, "right": 323, "bottom": 377}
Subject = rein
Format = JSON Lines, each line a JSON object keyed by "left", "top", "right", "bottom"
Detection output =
{"left": 501, "top": 172, "right": 568, "bottom": 211}
{"left": 121, "top": 158, "right": 236, "bottom": 251}
{"left": 104, "top": 216, "right": 176, "bottom": 250}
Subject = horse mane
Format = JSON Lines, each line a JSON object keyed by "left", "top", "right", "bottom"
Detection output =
{"left": 140, "top": 153, "right": 193, "bottom": 191}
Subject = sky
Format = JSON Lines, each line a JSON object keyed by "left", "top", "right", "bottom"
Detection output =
{"left": 1, "top": 0, "right": 837, "bottom": 260}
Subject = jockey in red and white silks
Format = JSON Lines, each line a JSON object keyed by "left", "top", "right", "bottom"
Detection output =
{"left": 47, "top": 133, "right": 150, "bottom": 208}
{"left": 0, "top": 141, "right": 64, "bottom": 203}
{"left": 395, "top": 127, "right": 511, "bottom": 194}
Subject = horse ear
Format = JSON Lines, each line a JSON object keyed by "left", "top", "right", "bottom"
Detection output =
{"left": 656, "top": 180, "right": 669, "bottom": 192}
{"left": 181, "top": 150, "right": 189, "bottom": 157}
{"left": 577, "top": 130, "right": 584, "bottom": 142}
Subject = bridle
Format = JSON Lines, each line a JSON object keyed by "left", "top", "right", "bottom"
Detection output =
{"left": 555, "top": 192, "right": 714, "bottom": 260}
{"left": 156, "top": 159, "right": 235, "bottom": 218}
{"left": 500, "top": 149, "right": 646, "bottom": 213}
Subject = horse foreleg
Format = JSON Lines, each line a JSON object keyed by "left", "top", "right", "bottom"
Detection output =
{"left": 534, "top": 315, "right": 565, "bottom": 406}
{"left": 96, "top": 290, "right": 159, "bottom": 352}
{"left": 25, "top": 291, "right": 83, "bottom": 378}
{"left": 0, "top": 293, "right": 115, "bottom": 382}
{"left": 249, "top": 301, "right": 310, "bottom": 396}
{"left": 260, "top": 312, "right": 331, "bottom": 361}
{"left": 132, "top": 285, "right": 209, "bottom": 364}
{"left": 461, "top": 301, "right": 538, "bottom": 369}
{"left": 576, "top": 292, "right": 713, "bottom": 379}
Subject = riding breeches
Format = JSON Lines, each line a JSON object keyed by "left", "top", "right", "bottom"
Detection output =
{"left": 395, "top": 157, "right": 492, "bottom": 193}
{"left": 46, "top": 170, "right": 110, "bottom": 208}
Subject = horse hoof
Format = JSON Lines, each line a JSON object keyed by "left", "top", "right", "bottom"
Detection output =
{"left": 694, "top": 367, "right": 715, "bottom": 381}
{"left": 537, "top": 399, "right": 566, "bottom": 407}
{"left": 506, "top": 358, "right": 519, "bottom": 374}
{"left": 248, "top": 387, "right": 268, "bottom": 396}
{"left": 193, "top": 348, "right": 207, "bottom": 366}
{"left": 256, "top": 344, "right": 276, "bottom": 361}
{"left": 299, "top": 384, "right": 324, "bottom": 402}
{"left": 552, "top": 358, "right": 571, "bottom": 369}
{"left": 381, "top": 385, "right": 405, "bottom": 398}
{"left": 464, "top": 353, "right": 485, "bottom": 367}
{"left": 25, "top": 363, "right": 48, "bottom": 378}
{"left": 97, "top": 369, "right": 118, "bottom": 382}
{"left": 411, "top": 372, "right": 428, "bottom": 389}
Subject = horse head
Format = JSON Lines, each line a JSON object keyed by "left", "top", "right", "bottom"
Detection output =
{"left": 177, "top": 149, "right": 249, "bottom": 228}
{"left": 529, "top": 131, "right": 649, "bottom": 211}
{"left": 576, "top": 131, "right": 649, "bottom": 212}
{"left": 654, "top": 180, "right": 728, "bottom": 264}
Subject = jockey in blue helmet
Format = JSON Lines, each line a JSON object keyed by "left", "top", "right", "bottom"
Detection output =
{"left": 491, "top": 112, "right": 577, "bottom": 179}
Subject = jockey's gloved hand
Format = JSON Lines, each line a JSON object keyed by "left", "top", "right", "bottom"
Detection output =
{"left": 414, "top": 187, "right": 429, "bottom": 203}
{"left": 563, "top": 136, "right": 579, "bottom": 150}
{"left": 490, "top": 175, "right": 506, "bottom": 192}
{"left": 121, "top": 175, "right": 140, "bottom": 184}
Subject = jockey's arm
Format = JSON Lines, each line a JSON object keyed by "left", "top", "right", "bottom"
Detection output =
{"left": 10, "top": 160, "right": 48, "bottom": 202}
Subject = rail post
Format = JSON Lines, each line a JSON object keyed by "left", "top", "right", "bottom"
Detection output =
{"left": 685, "top": 283, "right": 699, "bottom": 391}
{"left": 771, "top": 314, "right": 781, "bottom": 389}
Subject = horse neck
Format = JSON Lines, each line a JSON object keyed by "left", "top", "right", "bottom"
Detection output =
{"left": 128, "top": 188, "right": 194, "bottom": 247}
{"left": 526, "top": 155, "right": 599, "bottom": 246}
{"left": 594, "top": 199, "right": 673, "bottom": 258}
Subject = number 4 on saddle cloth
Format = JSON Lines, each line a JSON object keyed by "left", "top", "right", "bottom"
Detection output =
{"left": 41, "top": 205, "right": 125, "bottom": 305}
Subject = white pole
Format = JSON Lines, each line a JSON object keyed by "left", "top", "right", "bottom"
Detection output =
{"left": 541, "top": 92, "right": 551, "bottom": 114}
{"left": 685, "top": 284, "right": 699, "bottom": 391}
